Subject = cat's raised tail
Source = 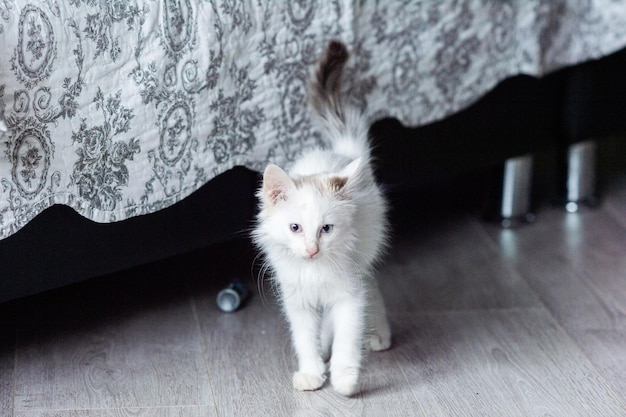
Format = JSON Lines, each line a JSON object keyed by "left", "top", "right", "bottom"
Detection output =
{"left": 310, "top": 40, "right": 371, "bottom": 161}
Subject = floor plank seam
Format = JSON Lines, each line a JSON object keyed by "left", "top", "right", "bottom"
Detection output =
{"left": 390, "top": 305, "right": 549, "bottom": 317}
{"left": 390, "top": 349, "right": 428, "bottom": 416}
{"left": 187, "top": 293, "right": 222, "bottom": 417}
{"left": 12, "top": 405, "right": 217, "bottom": 413}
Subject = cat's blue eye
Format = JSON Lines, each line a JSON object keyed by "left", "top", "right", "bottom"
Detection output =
{"left": 290, "top": 224, "right": 302, "bottom": 233}
{"left": 320, "top": 224, "right": 334, "bottom": 234}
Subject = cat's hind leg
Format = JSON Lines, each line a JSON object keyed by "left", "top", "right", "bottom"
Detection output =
{"left": 367, "top": 281, "right": 392, "bottom": 352}
{"left": 368, "top": 314, "right": 391, "bottom": 352}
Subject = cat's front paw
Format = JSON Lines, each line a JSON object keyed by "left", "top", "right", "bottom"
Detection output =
{"left": 331, "top": 368, "right": 359, "bottom": 396}
{"left": 293, "top": 372, "right": 325, "bottom": 391}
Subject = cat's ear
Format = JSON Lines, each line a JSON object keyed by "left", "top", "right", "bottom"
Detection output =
{"left": 263, "top": 164, "right": 296, "bottom": 205}
{"left": 340, "top": 157, "right": 362, "bottom": 178}
{"left": 332, "top": 157, "right": 366, "bottom": 195}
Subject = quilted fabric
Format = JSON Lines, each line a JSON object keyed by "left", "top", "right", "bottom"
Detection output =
{"left": 1, "top": 1, "right": 626, "bottom": 240}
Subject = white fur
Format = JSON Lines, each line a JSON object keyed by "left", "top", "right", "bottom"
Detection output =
{"left": 253, "top": 107, "right": 391, "bottom": 396}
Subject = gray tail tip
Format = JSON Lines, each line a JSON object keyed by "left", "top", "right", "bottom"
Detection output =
{"left": 327, "top": 39, "right": 349, "bottom": 61}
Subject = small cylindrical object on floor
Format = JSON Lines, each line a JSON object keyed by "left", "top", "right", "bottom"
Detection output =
{"left": 216, "top": 280, "right": 249, "bottom": 312}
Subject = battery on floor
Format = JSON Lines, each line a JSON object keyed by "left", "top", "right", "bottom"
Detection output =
{"left": 216, "top": 280, "right": 249, "bottom": 312}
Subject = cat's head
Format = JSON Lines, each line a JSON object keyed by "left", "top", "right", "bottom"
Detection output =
{"left": 257, "top": 160, "right": 365, "bottom": 261}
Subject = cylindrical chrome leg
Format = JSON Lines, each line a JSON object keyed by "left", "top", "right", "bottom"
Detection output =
{"left": 500, "top": 154, "right": 535, "bottom": 227}
{"left": 565, "top": 140, "right": 598, "bottom": 213}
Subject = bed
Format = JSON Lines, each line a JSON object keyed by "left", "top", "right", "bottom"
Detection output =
{"left": 2, "top": 1, "right": 626, "bottom": 302}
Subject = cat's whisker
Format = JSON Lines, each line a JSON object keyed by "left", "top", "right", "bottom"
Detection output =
{"left": 252, "top": 253, "right": 272, "bottom": 306}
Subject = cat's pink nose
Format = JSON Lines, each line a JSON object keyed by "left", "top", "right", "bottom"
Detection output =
{"left": 306, "top": 245, "right": 319, "bottom": 257}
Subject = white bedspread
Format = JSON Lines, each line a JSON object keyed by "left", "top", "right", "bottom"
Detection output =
{"left": 1, "top": 1, "right": 626, "bottom": 240}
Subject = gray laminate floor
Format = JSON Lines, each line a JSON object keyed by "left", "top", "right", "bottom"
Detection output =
{"left": 2, "top": 170, "right": 626, "bottom": 416}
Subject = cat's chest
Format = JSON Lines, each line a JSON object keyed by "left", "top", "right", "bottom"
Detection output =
{"left": 277, "top": 259, "right": 341, "bottom": 284}
{"left": 275, "top": 261, "right": 358, "bottom": 304}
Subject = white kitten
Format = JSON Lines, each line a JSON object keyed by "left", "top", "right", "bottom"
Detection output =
{"left": 252, "top": 40, "right": 391, "bottom": 396}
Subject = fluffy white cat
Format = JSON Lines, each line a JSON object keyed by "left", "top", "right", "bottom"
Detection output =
{"left": 252, "top": 40, "right": 391, "bottom": 396}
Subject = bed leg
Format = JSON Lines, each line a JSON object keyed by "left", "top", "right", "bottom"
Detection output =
{"left": 565, "top": 140, "right": 599, "bottom": 213}
{"left": 500, "top": 154, "right": 535, "bottom": 228}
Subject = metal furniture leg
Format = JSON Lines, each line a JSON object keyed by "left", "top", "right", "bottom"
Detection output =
{"left": 500, "top": 154, "right": 535, "bottom": 227}
{"left": 565, "top": 140, "right": 599, "bottom": 213}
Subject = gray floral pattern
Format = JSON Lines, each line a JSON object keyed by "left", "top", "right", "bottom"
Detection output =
{"left": 1, "top": 0, "right": 626, "bottom": 239}
{"left": 70, "top": 88, "right": 140, "bottom": 216}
